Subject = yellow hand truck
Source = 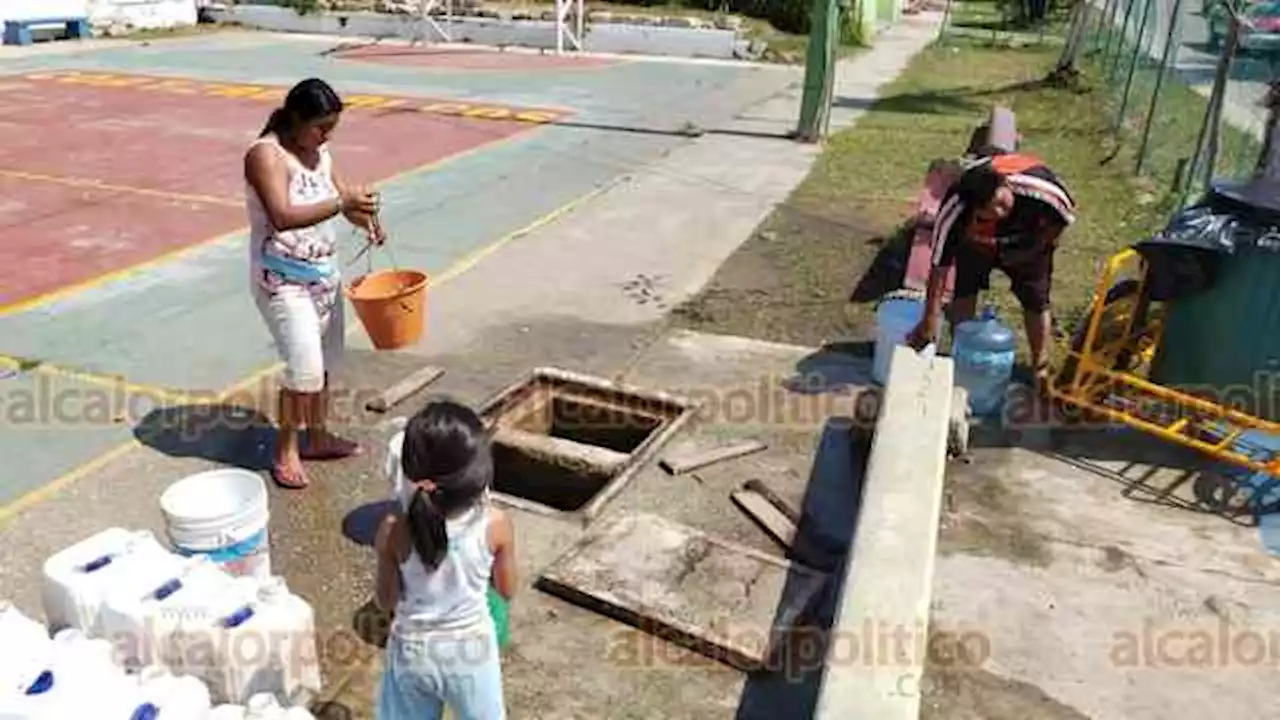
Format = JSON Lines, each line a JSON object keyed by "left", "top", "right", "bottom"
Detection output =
{"left": 1048, "top": 247, "right": 1280, "bottom": 513}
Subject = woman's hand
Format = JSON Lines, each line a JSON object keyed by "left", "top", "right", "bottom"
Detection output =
{"left": 340, "top": 185, "right": 380, "bottom": 232}
{"left": 340, "top": 185, "right": 378, "bottom": 216}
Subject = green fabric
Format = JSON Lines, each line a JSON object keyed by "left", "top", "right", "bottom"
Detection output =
{"left": 488, "top": 586, "right": 511, "bottom": 648}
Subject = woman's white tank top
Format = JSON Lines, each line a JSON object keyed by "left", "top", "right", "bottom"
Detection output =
{"left": 245, "top": 134, "right": 340, "bottom": 294}
{"left": 395, "top": 503, "right": 494, "bottom": 632}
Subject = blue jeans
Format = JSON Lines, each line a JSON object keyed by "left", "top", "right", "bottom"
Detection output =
{"left": 377, "top": 616, "right": 506, "bottom": 720}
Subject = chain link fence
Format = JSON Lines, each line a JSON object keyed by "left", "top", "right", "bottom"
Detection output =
{"left": 1075, "top": 0, "right": 1268, "bottom": 201}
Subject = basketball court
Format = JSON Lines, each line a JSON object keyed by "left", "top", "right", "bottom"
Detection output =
{"left": 0, "top": 30, "right": 794, "bottom": 506}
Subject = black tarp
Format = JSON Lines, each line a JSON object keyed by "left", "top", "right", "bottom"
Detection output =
{"left": 1134, "top": 179, "right": 1280, "bottom": 302}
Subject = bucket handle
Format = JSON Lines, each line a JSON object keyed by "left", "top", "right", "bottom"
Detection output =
{"left": 348, "top": 229, "right": 416, "bottom": 312}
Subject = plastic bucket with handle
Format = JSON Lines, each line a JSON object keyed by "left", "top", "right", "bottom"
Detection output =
{"left": 873, "top": 292, "right": 925, "bottom": 385}
{"left": 346, "top": 269, "right": 428, "bottom": 350}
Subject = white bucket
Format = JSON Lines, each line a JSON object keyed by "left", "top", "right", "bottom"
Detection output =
{"left": 873, "top": 297, "right": 924, "bottom": 386}
{"left": 158, "top": 470, "right": 271, "bottom": 582}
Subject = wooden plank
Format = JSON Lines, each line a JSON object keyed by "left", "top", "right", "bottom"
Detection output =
{"left": 535, "top": 512, "right": 827, "bottom": 672}
{"left": 364, "top": 365, "right": 445, "bottom": 413}
{"left": 659, "top": 440, "right": 768, "bottom": 476}
{"left": 730, "top": 489, "right": 796, "bottom": 551}
{"left": 742, "top": 478, "right": 800, "bottom": 525}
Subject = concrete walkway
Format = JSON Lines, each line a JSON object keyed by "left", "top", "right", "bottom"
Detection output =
{"left": 0, "top": 13, "right": 943, "bottom": 719}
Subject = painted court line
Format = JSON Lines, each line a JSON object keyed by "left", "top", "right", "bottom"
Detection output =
{"left": 20, "top": 70, "right": 574, "bottom": 123}
{"left": 0, "top": 177, "right": 611, "bottom": 528}
{"left": 0, "top": 353, "right": 197, "bottom": 406}
{"left": 0, "top": 168, "right": 240, "bottom": 207}
{"left": 0, "top": 125, "right": 547, "bottom": 319}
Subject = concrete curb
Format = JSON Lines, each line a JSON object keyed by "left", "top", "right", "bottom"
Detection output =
{"left": 814, "top": 345, "right": 955, "bottom": 719}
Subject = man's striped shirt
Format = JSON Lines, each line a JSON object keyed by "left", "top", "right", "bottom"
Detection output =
{"left": 931, "top": 153, "right": 1076, "bottom": 268}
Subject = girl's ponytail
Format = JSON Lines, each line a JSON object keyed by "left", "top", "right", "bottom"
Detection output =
{"left": 406, "top": 485, "right": 449, "bottom": 570}
{"left": 259, "top": 107, "right": 288, "bottom": 138}
{"left": 399, "top": 397, "right": 494, "bottom": 572}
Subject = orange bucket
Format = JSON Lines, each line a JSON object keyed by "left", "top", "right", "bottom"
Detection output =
{"left": 345, "top": 269, "right": 428, "bottom": 350}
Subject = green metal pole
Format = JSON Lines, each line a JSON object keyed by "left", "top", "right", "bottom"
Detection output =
{"left": 1135, "top": 0, "right": 1183, "bottom": 174}
{"left": 1102, "top": 0, "right": 1126, "bottom": 68}
{"left": 1186, "top": 14, "right": 1238, "bottom": 201}
{"left": 1108, "top": 0, "right": 1139, "bottom": 80}
{"left": 1114, "top": 0, "right": 1153, "bottom": 133}
{"left": 797, "top": 0, "right": 840, "bottom": 142}
{"left": 1091, "top": 0, "right": 1118, "bottom": 54}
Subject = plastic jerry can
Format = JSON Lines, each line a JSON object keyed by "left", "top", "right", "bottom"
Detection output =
{"left": 99, "top": 556, "right": 236, "bottom": 672}
{"left": 0, "top": 603, "right": 49, "bottom": 652}
{"left": 0, "top": 634, "right": 130, "bottom": 719}
{"left": 199, "top": 577, "right": 321, "bottom": 706}
{"left": 951, "top": 305, "right": 1017, "bottom": 417}
{"left": 244, "top": 693, "right": 283, "bottom": 719}
{"left": 209, "top": 704, "right": 249, "bottom": 720}
{"left": 0, "top": 604, "right": 52, "bottom": 705}
{"left": 41, "top": 528, "right": 180, "bottom": 636}
{"left": 133, "top": 665, "right": 213, "bottom": 717}
{"left": 49, "top": 627, "right": 120, "bottom": 675}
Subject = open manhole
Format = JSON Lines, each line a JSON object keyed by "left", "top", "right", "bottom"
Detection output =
{"left": 478, "top": 367, "right": 697, "bottom": 521}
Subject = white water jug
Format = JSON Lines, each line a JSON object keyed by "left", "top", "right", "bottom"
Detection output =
{"left": 99, "top": 555, "right": 236, "bottom": 672}
{"left": 134, "top": 665, "right": 213, "bottom": 717}
{"left": 42, "top": 528, "right": 181, "bottom": 637}
{"left": 209, "top": 704, "right": 249, "bottom": 720}
{"left": 195, "top": 576, "right": 322, "bottom": 706}
{"left": 0, "top": 632, "right": 130, "bottom": 719}
{"left": 0, "top": 603, "right": 52, "bottom": 700}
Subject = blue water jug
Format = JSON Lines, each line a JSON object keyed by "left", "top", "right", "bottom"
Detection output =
{"left": 952, "top": 305, "right": 1016, "bottom": 417}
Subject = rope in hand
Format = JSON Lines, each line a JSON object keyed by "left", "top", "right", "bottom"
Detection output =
{"left": 345, "top": 190, "right": 399, "bottom": 273}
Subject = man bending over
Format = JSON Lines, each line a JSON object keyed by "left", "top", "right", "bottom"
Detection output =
{"left": 907, "top": 153, "right": 1076, "bottom": 396}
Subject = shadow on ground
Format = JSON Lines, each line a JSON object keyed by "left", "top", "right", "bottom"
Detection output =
{"left": 786, "top": 345, "right": 874, "bottom": 392}
{"left": 834, "top": 79, "right": 1052, "bottom": 115}
{"left": 964, "top": 401, "right": 1276, "bottom": 526}
{"left": 735, "top": 419, "right": 869, "bottom": 719}
{"left": 342, "top": 499, "right": 398, "bottom": 547}
{"left": 132, "top": 404, "right": 275, "bottom": 471}
{"left": 848, "top": 221, "right": 915, "bottom": 305}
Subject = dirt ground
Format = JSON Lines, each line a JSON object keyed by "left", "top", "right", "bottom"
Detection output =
{"left": 672, "top": 16, "right": 1176, "bottom": 366}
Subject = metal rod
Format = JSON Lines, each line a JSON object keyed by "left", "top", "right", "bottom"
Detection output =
{"left": 1136, "top": 0, "right": 1184, "bottom": 174}
{"left": 1090, "top": 0, "right": 1118, "bottom": 54}
{"left": 1109, "top": 0, "right": 1140, "bottom": 81}
{"left": 1203, "top": 15, "right": 1243, "bottom": 190}
{"left": 1114, "top": 0, "right": 1154, "bottom": 135}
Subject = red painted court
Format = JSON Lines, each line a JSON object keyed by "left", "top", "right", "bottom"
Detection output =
{"left": 334, "top": 45, "right": 616, "bottom": 71}
{"left": 0, "top": 70, "right": 553, "bottom": 309}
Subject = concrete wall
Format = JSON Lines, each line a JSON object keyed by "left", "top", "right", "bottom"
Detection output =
{"left": 89, "top": 0, "right": 200, "bottom": 29}
{"left": 0, "top": 0, "right": 89, "bottom": 24}
{"left": 0, "top": 0, "right": 198, "bottom": 29}
{"left": 210, "top": 4, "right": 745, "bottom": 58}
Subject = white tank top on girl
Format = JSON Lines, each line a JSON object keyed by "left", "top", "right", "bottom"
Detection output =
{"left": 396, "top": 503, "right": 495, "bottom": 632}
{"left": 245, "top": 133, "right": 341, "bottom": 299}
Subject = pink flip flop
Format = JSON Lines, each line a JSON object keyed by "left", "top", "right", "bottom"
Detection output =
{"left": 271, "top": 462, "right": 310, "bottom": 490}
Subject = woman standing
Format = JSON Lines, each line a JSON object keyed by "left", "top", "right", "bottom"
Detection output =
{"left": 245, "top": 77, "right": 385, "bottom": 490}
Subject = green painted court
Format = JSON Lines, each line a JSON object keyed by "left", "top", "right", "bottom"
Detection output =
{"left": 0, "top": 30, "right": 794, "bottom": 508}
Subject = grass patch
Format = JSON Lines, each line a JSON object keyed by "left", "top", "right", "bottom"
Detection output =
{"left": 672, "top": 12, "right": 1178, "bottom": 364}
{"left": 1083, "top": 22, "right": 1263, "bottom": 193}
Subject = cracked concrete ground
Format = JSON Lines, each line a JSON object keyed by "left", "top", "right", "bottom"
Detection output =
{"left": 922, "top": 425, "right": 1280, "bottom": 720}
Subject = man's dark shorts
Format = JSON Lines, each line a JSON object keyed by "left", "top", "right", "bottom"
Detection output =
{"left": 953, "top": 239, "right": 1054, "bottom": 313}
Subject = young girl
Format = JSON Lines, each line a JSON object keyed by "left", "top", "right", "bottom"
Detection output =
{"left": 374, "top": 399, "right": 517, "bottom": 720}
